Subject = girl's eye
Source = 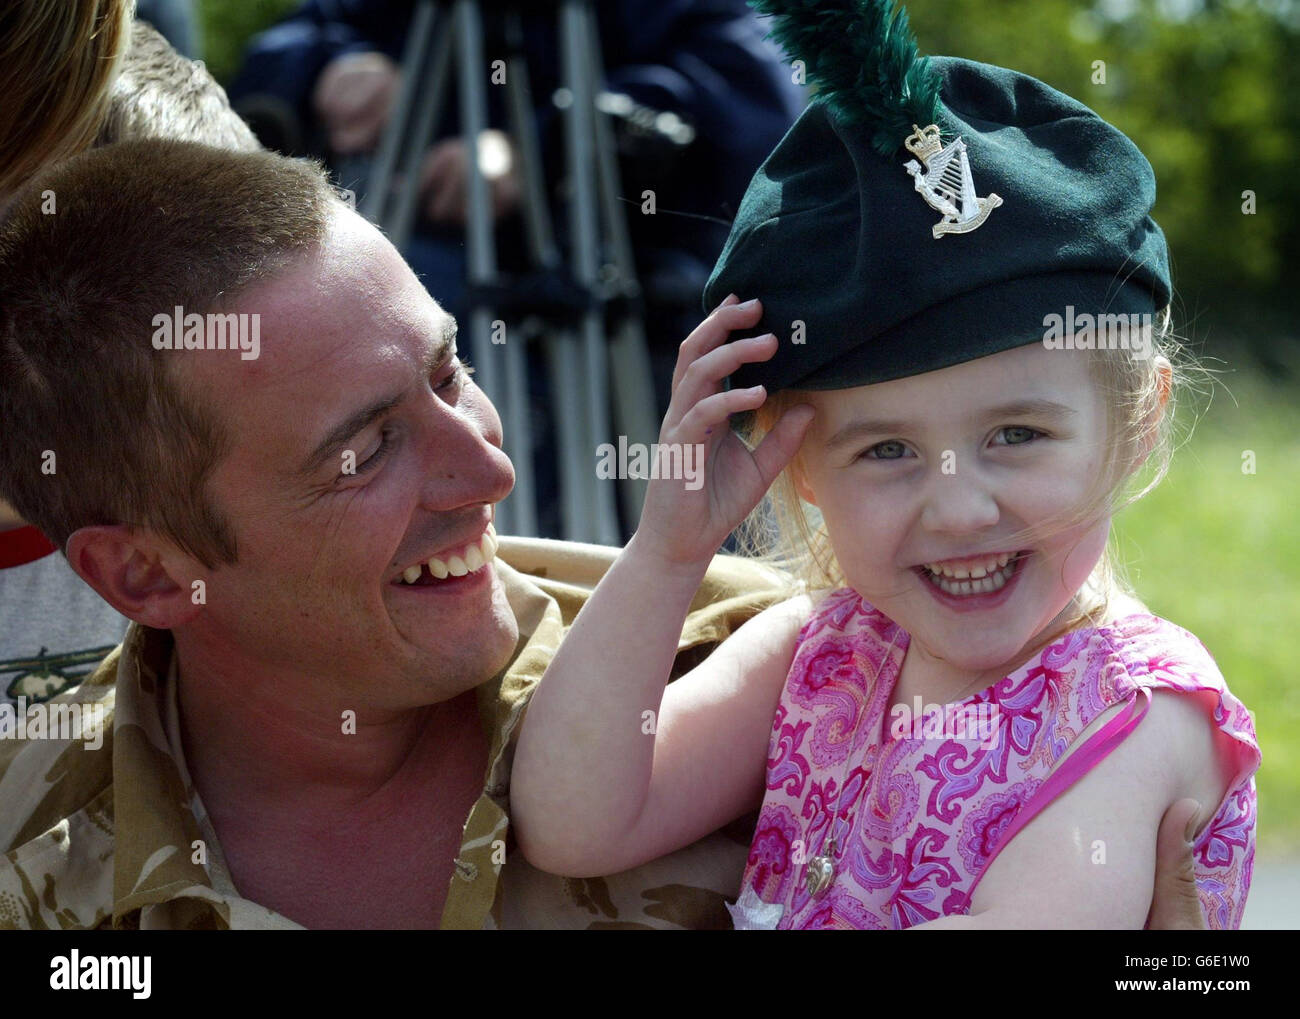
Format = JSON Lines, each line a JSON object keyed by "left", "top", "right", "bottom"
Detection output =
{"left": 863, "top": 440, "right": 911, "bottom": 460}
{"left": 994, "top": 426, "right": 1042, "bottom": 446}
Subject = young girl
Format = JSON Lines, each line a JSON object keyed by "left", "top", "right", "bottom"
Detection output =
{"left": 510, "top": 0, "right": 1259, "bottom": 929}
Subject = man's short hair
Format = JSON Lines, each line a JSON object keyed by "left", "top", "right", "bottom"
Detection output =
{"left": 0, "top": 139, "right": 338, "bottom": 566}
{"left": 96, "top": 21, "right": 261, "bottom": 152}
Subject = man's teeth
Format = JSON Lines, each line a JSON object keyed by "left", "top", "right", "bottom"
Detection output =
{"left": 400, "top": 524, "right": 498, "bottom": 584}
{"left": 922, "top": 553, "right": 1018, "bottom": 596}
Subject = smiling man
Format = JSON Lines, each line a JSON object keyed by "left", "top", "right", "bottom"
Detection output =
{"left": 116, "top": 205, "right": 518, "bottom": 928}
{"left": 0, "top": 138, "right": 1209, "bottom": 930}
{"left": 0, "top": 138, "right": 783, "bottom": 929}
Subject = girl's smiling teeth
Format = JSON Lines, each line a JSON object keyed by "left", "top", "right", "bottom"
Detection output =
{"left": 918, "top": 551, "right": 1027, "bottom": 596}
{"left": 398, "top": 523, "right": 498, "bottom": 584}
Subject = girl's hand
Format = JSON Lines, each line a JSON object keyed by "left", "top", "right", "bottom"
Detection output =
{"left": 631, "top": 295, "right": 814, "bottom": 568}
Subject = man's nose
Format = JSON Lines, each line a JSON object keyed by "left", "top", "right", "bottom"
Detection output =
{"left": 415, "top": 390, "right": 515, "bottom": 511}
{"left": 918, "top": 463, "right": 1000, "bottom": 535}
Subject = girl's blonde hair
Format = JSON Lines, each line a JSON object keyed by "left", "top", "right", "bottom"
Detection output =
{"left": 736, "top": 309, "right": 1209, "bottom": 633}
{"left": 0, "top": 0, "right": 135, "bottom": 198}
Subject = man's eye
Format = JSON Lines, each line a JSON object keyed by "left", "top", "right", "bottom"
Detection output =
{"left": 436, "top": 358, "right": 474, "bottom": 393}
{"left": 352, "top": 430, "right": 395, "bottom": 475}
{"left": 994, "top": 426, "right": 1042, "bottom": 446}
{"left": 864, "top": 440, "right": 910, "bottom": 460}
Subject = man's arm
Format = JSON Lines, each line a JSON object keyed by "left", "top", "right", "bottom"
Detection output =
{"left": 510, "top": 296, "right": 813, "bottom": 880}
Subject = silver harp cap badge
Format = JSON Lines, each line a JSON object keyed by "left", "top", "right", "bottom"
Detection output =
{"left": 903, "top": 123, "right": 1002, "bottom": 238}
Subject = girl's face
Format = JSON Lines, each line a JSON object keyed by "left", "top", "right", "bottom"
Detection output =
{"left": 794, "top": 342, "right": 1113, "bottom": 681}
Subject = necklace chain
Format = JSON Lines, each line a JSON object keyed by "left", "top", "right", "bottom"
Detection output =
{"left": 803, "top": 585, "right": 1115, "bottom": 898}
{"left": 804, "top": 626, "right": 903, "bottom": 897}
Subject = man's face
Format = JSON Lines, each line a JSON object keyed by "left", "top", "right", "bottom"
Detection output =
{"left": 178, "top": 207, "right": 518, "bottom": 711}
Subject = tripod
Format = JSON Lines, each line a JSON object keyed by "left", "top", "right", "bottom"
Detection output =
{"left": 356, "top": 0, "right": 661, "bottom": 544}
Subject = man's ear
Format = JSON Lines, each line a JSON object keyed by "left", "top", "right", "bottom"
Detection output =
{"left": 65, "top": 525, "right": 207, "bottom": 629}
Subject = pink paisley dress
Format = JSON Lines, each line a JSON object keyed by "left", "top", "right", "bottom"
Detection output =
{"left": 730, "top": 588, "right": 1260, "bottom": 930}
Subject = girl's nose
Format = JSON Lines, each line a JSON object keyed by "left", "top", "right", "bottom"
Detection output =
{"left": 919, "top": 468, "right": 1000, "bottom": 536}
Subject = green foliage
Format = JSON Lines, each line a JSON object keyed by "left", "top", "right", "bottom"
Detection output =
{"left": 1113, "top": 362, "right": 1300, "bottom": 855}
{"left": 197, "top": 0, "right": 301, "bottom": 86}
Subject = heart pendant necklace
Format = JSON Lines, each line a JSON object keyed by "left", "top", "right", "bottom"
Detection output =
{"left": 805, "top": 837, "right": 837, "bottom": 897}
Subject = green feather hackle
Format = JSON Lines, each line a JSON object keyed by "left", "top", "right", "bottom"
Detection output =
{"left": 749, "top": 0, "right": 943, "bottom": 156}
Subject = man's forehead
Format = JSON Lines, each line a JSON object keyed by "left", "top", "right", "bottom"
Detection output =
{"left": 215, "top": 210, "right": 449, "bottom": 380}
{"left": 257, "top": 211, "right": 430, "bottom": 329}
{"left": 178, "top": 208, "right": 453, "bottom": 464}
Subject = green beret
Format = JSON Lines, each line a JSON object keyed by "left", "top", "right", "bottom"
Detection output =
{"left": 706, "top": 3, "right": 1171, "bottom": 392}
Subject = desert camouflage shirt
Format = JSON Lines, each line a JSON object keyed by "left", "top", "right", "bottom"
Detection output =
{"left": 0, "top": 537, "right": 786, "bottom": 929}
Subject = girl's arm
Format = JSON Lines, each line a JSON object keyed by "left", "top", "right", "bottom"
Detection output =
{"left": 513, "top": 587, "right": 811, "bottom": 877}
{"left": 909, "top": 690, "right": 1244, "bottom": 929}
{"left": 510, "top": 295, "right": 815, "bottom": 877}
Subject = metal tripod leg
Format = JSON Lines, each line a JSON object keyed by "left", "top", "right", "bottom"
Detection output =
{"left": 359, "top": 0, "right": 433, "bottom": 225}
{"left": 559, "top": 0, "right": 619, "bottom": 546}
{"left": 388, "top": 28, "right": 454, "bottom": 251}
{"left": 452, "top": 0, "right": 531, "bottom": 538}
{"left": 362, "top": 1, "right": 532, "bottom": 536}
{"left": 585, "top": 11, "right": 660, "bottom": 531}
{"left": 499, "top": 10, "right": 570, "bottom": 540}
{"left": 363, "top": 0, "right": 447, "bottom": 244}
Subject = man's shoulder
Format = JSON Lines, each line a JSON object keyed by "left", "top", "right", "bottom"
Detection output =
{"left": 0, "top": 648, "right": 119, "bottom": 929}
{"left": 496, "top": 535, "right": 793, "bottom": 672}
{"left": 0, "top": 647, "right": 118, "bottom": 850}
{"left": 0, "top": 781, "right": 116, "bottom": 929}
{"left": 497, "top": 535, "right": 790, "bottom": 609}
{"left": 497, "top": 812, "right": 759, "bottom": 929}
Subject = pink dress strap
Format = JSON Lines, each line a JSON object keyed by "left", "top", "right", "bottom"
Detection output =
{"left": 960, "top": 685, "right": 1153, "bottom": 908}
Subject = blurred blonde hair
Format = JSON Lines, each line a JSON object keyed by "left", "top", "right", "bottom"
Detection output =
{"left": 0, "top": 0, "right": 135, "bottom": 198}
{"left": 736, "top": 310, "right": 1210, "bottom": 633}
